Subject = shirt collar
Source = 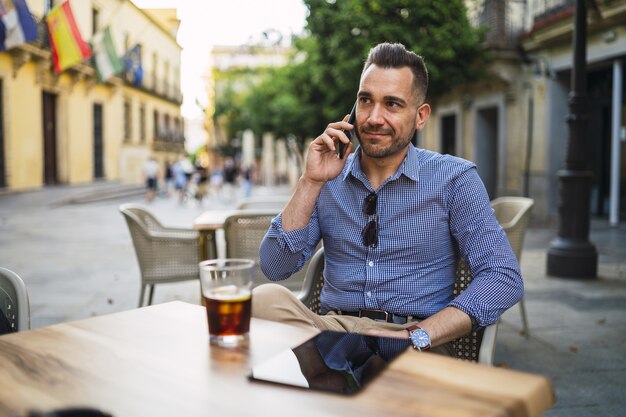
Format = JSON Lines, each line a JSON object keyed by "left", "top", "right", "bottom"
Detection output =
{"left": 341, "top": 145, "right": 421, "bottom": 183}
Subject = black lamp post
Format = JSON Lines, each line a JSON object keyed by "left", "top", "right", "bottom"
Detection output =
{"left": 546, "top": 0, "right": 598, "bottom": 278}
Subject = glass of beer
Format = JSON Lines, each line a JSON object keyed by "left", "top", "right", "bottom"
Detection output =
{"left": 199, "top": 258, "right": 254, "bottom": 347}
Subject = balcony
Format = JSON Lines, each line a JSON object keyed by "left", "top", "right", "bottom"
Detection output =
{"left": 124, "top": 70, "right": 183, "bottom": 104}
{"left": 153, "top": 128, "right": 186, "bottom": 152}
{"left": 530, "top": 0, "right": 575, "bottom": 31}
{"left": 468, "top": 0, "right": 528, "bottom": 49}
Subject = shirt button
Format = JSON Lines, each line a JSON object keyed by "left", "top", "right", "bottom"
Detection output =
{"left": 366, "top": 291, "right": 372, "bottom": 297}
{"left": 368, "top": 261, "right": 374, "bottom": 267}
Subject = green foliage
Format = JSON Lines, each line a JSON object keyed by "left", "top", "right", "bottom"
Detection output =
{"left": 214, "top": 0, "right": 489, "bottom": 143}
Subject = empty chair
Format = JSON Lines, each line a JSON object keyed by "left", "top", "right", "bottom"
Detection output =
{"left": 491, "top": 197, "right": 534, "bottom": 337}
{"left": 300, "top": 248, "right": 499, "bottom": 365}
{"left": 119, "top": 204, "right": 200, "bottom": 307}
{"left": 223, "top": 210, "right": 314, "bottom": 292}
{"left": 0, "top": 267, "right": 30, "bottom": 333}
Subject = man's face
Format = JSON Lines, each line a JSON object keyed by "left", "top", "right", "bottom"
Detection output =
{"left": 355, "top": 65, "right": 429, "bottom": 159}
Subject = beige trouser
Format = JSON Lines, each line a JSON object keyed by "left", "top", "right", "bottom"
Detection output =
{"left": 252, "top": 283, "right": 455, "bottom": 357}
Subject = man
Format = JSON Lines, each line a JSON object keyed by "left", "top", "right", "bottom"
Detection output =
{"left": 143, "top": 156, "right": 159, "bottom": 202}
{"left": 254, "top": 43, "right": 523, "bottom": 355}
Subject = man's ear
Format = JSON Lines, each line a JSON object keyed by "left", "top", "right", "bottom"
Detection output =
{"left": 415, "top": 103, "right": 431, "bottom": 131}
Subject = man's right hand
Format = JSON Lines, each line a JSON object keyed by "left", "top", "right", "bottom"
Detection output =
{"left": 280, "top": 116, "right": 355, "bottom": 232}
{"left": 302, "top": 117, "right": 355, "bottom": 185}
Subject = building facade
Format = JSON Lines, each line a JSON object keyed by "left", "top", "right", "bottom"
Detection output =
{"left": 0, "top": 0, "right": 184, "bottom": 191}
{"left": 423, "top": 0, "right": 626, "bottom": 224}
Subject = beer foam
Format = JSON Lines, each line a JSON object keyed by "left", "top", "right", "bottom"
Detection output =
{"left": 206, "top": 285, "right": 251, "bottom": 301}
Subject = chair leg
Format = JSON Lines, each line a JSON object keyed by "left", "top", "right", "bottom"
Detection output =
{"left": 148, "top": 284, "right": 155, "bottom": 305}
{"left": 138, "top": 284, "right": 146, "bottom": 308}
{"left": 519, "top": 297, "right": 530, "bottom": 338}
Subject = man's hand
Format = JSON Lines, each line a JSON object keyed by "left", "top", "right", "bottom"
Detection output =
{"left": 302, "top": 116, "right": 354, "bottom": 185}
{"left": 362, "top": 327, "right": 409, "bottom": 340}
{"left": 280, "top": 115, "right": 355, "bottom": 232}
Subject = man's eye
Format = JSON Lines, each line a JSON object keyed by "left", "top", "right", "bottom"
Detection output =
{"left": 388, "top": 101, "right": 400, "bottom": 108}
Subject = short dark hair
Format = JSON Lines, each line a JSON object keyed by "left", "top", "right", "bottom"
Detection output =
{"left": 362, "top": 43, "right": 428, "bottom": 104}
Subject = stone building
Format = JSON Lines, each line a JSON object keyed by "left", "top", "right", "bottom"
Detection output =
{"left": 0, "top": 0, "right": 184, "bottom": 191}
{"left": 423, "top": 0, "right": 625, "bottom": 224}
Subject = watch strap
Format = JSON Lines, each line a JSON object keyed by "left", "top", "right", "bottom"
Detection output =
{"left": 406, "top": 324, "right": 419, "bottom": 334}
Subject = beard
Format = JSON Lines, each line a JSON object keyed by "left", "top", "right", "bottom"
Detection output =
{"left": 355, "top": 123, "right": 416, "bottom": 159}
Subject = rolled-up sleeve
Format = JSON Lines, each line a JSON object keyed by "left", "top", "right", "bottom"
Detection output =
{"left": 446, "top": 167, "right": 524, "bottom": 327}
{"left": 259, "top": 209, "right": 322, "bottom": 281}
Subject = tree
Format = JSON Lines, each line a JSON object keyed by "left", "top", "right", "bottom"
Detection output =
{"left": 217, "top": 0, "right": 489, "bottom": 142}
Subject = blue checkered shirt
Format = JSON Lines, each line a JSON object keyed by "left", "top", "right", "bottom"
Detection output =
{"left": 259, "top": 146, "right": 523, "bottom": 327}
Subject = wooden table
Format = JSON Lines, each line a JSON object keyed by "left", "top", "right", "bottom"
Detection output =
{"left": 0, "top": 302, "right": 554, "bottom": 417}
{"left": 193, "top": 209, "right": 237, "bottom": 260}
{"left": 193, "top": 209, "right": 279, "bottom": 260}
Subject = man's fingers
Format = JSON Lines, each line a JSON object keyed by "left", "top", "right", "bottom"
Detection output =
{"left": 326, "top": 127, "right": 352, "bottom": 145}
{"left": 317, "top": 132, "right": 336, "bottom": 151}
{"left": 327, "top": 120, "right": 354, "bottom": 132}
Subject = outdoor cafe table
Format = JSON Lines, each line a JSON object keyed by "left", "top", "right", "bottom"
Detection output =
{"left": 193, "top": 208, "right": 237, "bottom": 259}
{"left": 0, "top": 301, "right": 555, "bottom": 417}
{"left": 193, "top": 209, "right": 278, "bottom": 260}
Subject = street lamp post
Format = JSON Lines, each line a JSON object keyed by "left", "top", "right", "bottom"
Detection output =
{"left": 546, "top": 0, "right": 598, "bottom": 278}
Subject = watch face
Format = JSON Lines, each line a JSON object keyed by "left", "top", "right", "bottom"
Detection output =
{"left": 410, "top": 328, "right": 431, "bottom": 350}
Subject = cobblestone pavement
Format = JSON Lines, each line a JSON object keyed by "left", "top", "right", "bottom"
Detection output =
{"left": 1, "top": 181, "right": 624, "bottom": 416}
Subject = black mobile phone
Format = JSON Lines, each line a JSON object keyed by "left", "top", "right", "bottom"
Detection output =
{"left": 337, "top": 101, "right": 357, "bottom": 159}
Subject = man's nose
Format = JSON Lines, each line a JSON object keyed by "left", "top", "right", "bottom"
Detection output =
{"left": 366, "top": 104, "right": 385, "bottom": 125}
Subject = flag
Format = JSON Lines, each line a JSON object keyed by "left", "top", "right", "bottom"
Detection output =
{"left": 46, "top": 0, "right": 91, "bottom": 73}
{"left": 91, "top": 26, "right": 123, "bottom": 82}
{"left": 0, "top": 0, "right": 38, "bottom": 51}
{"left": 124, "top": 44, "right": 143, "bottom": 87}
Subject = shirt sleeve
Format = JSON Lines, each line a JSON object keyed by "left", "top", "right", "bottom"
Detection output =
{"left": 446, "top": 166, "right": 524, "bottom": 327}
{"left": 258, "top": 209, "right": 322, "bottom": 281}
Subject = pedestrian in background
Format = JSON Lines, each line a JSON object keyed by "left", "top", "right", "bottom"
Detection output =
{"left": 172, "top": 156, "right": 188, "bottom": 204}
{"left": 143, "top": 156, "right": 159, "bottom": 203}
{"left": 223, "top": 157, "right": 239, "bottom": 202}
{"left": 164, "top": 159, "right": 174, "bottom": 197}
{"left": 242, "top": 164, "right": 255, "bottom": 198}
{"left": 195, "top": 162, "right": 210, "bottom": 204}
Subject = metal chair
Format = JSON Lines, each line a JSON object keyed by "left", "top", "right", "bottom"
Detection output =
{"left": 491, "top": 197, "right": 534, "bottom": 337}
{"left": 299, "top": 248, "right": 499, "bottom": 365}
{"left": 119, "top": 204, "right": 200, "bottom": 307}
{"left": 0, "top": 267, "right": 31, "bottom": 332}
{"left": 223, "top": 209, "right": 313, "bottom": 292}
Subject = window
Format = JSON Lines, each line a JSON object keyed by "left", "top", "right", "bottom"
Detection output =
{"left": 174, "top": 117, "right": 182, "bottom": 143}
{"left": 163, "top": 60, "right": 170, "bottom": 97}
{"left": 139, "top": 104, "right": 146, "bottom": 143}
{"left": 153, "top": 110, "right": 159, "bottom": 141}
{"left": 152, "top": 52, "right": 158, "bottom": 91}
{"left": 164, "top": 114, "right": 170, "bottom": 141}
{"left": 91, "top": 8, "right": 99, "bottom": 36}
{"left": 124, "top": 100, "right": 132, "bottom": 142}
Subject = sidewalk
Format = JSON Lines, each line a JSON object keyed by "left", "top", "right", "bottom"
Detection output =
{"left": 0, "top": 182, "right": 625, "bottom": 416}
{"left": 497, "top": 221, "right": 626, "bottom": 417}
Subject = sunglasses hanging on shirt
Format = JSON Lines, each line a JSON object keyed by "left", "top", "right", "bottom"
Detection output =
{"left": 362, "top": 192, "right": 378, "bottom": 247}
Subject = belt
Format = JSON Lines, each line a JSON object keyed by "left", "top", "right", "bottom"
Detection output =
{"left": 336, "top": 309, "right": 415, "bottom": 324}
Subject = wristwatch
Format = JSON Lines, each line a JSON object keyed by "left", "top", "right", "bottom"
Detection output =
{"left": 406, "top": 324, "right": 431, "bottom": 351}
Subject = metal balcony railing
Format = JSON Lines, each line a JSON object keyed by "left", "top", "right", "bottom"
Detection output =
{"left": 531, "top": 0, "right": 575, "bottom": 24}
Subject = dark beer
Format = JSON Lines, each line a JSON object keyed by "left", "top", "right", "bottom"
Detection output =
{"left": 204, "top": 285, "right": 252, "bottom": 341}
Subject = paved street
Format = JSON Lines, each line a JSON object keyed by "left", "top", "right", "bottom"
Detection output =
{"left": 1, "top": 181, "right": 625, "bottom": 416}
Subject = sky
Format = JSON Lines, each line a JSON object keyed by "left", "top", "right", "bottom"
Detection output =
{"left": 131, "top": 0, "right": 308, "bottom": 119}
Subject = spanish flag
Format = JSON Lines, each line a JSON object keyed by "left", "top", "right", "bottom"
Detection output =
{"left": 47, "top": 1, "right": 91, "bottom": 73}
